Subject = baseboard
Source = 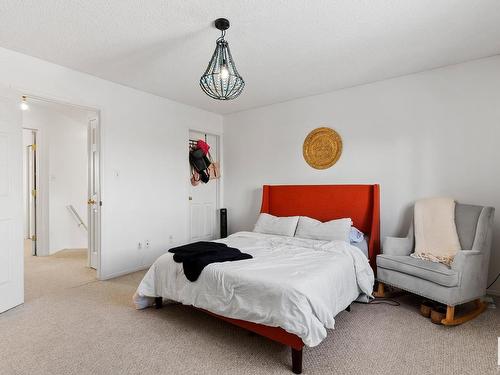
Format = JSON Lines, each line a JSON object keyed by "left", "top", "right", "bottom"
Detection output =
{"left": 486, "top": 288, "right": 500, "bottom": 297}
{"left": 98, "top": 264, "right": 150, "bottom": 281}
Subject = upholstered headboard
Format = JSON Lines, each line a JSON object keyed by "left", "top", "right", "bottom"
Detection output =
{"left": 260, "top": 184, "right": 380, "bottom": 270}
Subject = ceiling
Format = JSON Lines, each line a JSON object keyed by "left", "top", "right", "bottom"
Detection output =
{"left": 2, "top": 1, "right": 500, "bottom": 114}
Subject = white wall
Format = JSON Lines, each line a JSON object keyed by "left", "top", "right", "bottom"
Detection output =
{"left": 48, "top": 106, "right": 88, "bottom": 253}
{"left": 23, "top": 103, "right": 89, "bottom": 254}
{"left": 0, "top": 46, "right": 223, "bottom": 279}
{"left": 223, "top": 56, "right": 500, "bottom": 294}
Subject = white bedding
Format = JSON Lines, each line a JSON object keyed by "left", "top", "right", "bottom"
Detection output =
{"left": 133, "top": 231, "right": 374, "bottom": 347}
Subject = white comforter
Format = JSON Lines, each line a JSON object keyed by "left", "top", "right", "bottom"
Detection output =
{"left": 134, "top": 231, "right": 374, "bottom": 347}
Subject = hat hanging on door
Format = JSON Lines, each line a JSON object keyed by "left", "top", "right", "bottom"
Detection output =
{"left": 196, "top": 139, "right": 210, "bottom": 155}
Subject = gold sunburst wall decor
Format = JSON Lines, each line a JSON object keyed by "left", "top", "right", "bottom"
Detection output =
{"left": 303, "top": 127, "right": 343, "bottom": 169}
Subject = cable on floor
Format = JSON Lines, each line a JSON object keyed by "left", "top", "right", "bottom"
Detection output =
{"left": 354, "top": 297, "right": 400, "bottom": 306}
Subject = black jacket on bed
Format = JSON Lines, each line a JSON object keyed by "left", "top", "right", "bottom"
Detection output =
{"left": 168, "top": 241, "right": 252, "bottom": 282}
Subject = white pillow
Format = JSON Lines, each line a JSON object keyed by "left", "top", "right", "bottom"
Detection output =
{"left": 253, "top": 213, "right": 299, "bottom": 237}
{"left": 295, "top": 216, "right": 352, "bottom": 242}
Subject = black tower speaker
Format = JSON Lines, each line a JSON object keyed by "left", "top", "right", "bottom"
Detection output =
{"left": 220, "top": 208, "right": 228, "bottom": 238}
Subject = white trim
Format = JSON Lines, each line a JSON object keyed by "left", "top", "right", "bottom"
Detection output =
{"left": 487, "top": 288, "right": 500, "bottom": 297}
{"left": 99, "top": 264, "right": 151, "bottom": 281}
{"left": 10, "top": 85, "right": 101, "bottom": 113}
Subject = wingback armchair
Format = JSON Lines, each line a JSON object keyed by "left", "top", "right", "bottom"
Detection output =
{"left": 376, "top": 203, "right": 495, "bottom": 325}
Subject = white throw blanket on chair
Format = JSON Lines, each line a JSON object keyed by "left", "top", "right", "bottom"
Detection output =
{"left": 411, "top": 197, "right": 461, "bottom": 267}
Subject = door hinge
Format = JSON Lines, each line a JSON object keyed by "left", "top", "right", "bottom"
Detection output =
{"left": 31, "top": 234, "right": 36, "bottom": 241}
{"left": 31, "top": 189, "right": 37, "bottom": 197}
{"left": 31, "top": 144, "right": 37, "bottom": 151}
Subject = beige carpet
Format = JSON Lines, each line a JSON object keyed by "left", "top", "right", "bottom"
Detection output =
{"left": 23, "top": 240, "right": 96, "bottom": 303}
{"left": 1, "top": 247, "right": 499, "bottom": 375}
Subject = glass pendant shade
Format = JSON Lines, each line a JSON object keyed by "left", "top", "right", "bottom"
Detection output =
{"left": 200, "top": 20, "right": 245, "bottom": 100}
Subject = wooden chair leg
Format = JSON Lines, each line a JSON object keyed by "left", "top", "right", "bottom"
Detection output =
{"left": 373, "top": 282, "right": 385, "bottom": 297}
{"left": 445, "top": 305, "right": 455, "bottom": 321}
{"left": 441, "top": 299, "right": 487, "bottom": 326}
{"left": 291, "top": 348, "right": 302, "bottom": 374}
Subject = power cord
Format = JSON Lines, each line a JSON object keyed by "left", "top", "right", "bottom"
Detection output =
{"left": 487, "top": 272, "right": 500, "bottom": 289}
{"left": 354, "top": 297, "right": 400, "bottom": 306}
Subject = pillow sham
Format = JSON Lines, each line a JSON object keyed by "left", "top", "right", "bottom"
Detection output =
{"left": 352, "top": 236, "right": 369, "bottom": 258}
{"left": 350, "top": 227, "right": 365, "bottom": 243}
{"left": 295, "top": 216, "right": 352, "bottom": 242}
{"left": 253, "top": 213, "right": 299, "bottom": 237}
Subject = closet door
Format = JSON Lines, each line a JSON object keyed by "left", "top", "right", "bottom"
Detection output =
{"left": 189, "top": 131, "right": 220, "bottom": 242}
{"left": 0, "top": 89, "right": 23, "bottom": 313}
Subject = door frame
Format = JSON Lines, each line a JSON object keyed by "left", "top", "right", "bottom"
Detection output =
{"left": 18, "top": 92, "right": 102, "bottom": 278}
{"left": 188, "top": 129, "right": 222, "bottom": 242}
{"left": 22, "top": 127, "right": 38, "bottom": 255}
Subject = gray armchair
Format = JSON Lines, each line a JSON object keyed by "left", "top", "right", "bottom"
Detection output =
{"left": 376, "top": 203, "right": 495, "bottom": 325}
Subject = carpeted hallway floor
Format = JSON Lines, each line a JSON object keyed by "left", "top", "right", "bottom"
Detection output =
{"left": 0, "top": 246, "right": 499, "bottom": 375}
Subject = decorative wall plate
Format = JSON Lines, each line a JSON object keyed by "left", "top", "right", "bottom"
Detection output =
{"left": 303, "top": 127, "right": 343, "bottom": 169}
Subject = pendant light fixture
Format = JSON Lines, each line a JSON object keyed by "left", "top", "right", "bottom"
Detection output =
{"left": 200, "top": 18, "right": 245, "bottom": 100}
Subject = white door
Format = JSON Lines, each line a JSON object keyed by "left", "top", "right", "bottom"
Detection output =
{"left": 189, "top": 131, "right": 219, "bottom": 242}
{"left": 87, "top": 117, "right": 99, "bottom": 269}
{"left": 0, "top": 90, "right": 23, "bottom": 313}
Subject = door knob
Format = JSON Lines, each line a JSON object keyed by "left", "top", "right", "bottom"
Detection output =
{"left": 88, "top": 199, "right": 96, "bottom": 205}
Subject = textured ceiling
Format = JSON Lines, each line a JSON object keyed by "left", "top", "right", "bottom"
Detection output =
{"left": 1, "top": 1, "right": 500, "bottom": 114}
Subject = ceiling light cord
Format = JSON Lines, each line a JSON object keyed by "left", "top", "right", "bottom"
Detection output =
{"left": 217, "top": 29, "right": 226, "bottom": 43}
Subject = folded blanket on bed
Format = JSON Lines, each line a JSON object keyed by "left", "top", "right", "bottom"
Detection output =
{"left": 168, "top": 241, "right": 252, "bottom": 281}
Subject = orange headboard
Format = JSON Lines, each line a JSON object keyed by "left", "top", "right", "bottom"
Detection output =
{"left": 260, "top": 184, "right": 380, "bottom": 270}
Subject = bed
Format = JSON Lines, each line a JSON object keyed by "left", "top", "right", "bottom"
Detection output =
{"left": 134, "top": 184, "right": 380, "bottom": 373}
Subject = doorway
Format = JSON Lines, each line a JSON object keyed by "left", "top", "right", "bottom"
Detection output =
{"left": 189, "top": 130, "right": 221, "bottom": 241}
{"left": 21, "top": 97, "right": 101, "bottom": 280}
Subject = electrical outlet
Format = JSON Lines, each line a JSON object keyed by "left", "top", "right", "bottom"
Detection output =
{"left": 138, "top": 242, "right": 143, "bottom": 250}
{"left": 145, "top": 240, "right": 151, "bottom": 248}
{"left": 169, "top": 235, "right": 174, "bottom": 244}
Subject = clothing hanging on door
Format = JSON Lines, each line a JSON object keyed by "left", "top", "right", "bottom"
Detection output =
{"left": 189, "top": 138, "right": 220, "bottom": 185}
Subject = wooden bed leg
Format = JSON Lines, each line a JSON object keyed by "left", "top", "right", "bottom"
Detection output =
{"left": 154, "top": 296, "right": 163, "bottom": 309}
{"left": 291, "top": 348, "right": 302, "bottom": 374}
{"left": 373, "top": 282, "right": 385, "bottom": 297}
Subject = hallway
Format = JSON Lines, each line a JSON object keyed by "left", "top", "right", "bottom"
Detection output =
{"left": 24, "top": 239, "right": 95, "bottom": 302}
